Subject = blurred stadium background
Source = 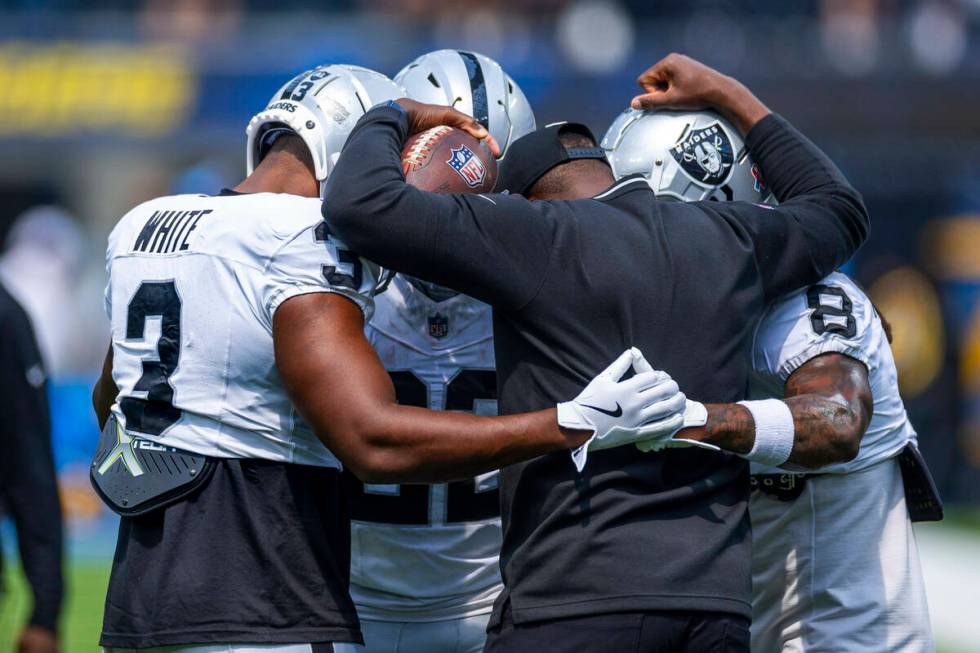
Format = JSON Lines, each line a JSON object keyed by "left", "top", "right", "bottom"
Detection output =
{"left": 1, "top": 0, "right": 979, "bottom": 651}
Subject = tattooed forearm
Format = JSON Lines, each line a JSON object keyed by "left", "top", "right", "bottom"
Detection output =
{"left": 683, "top": 403, "right": 755, "bottom": 454}
{"left": 676, "top": 353, "right": 872, "bottom": 468}
{"left": 781, "top": 353, "right": 872, "bottom": 466}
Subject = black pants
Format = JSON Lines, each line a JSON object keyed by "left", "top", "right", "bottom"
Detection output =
{"left": 484, "top": 607, "right": 750, "bottom": 653}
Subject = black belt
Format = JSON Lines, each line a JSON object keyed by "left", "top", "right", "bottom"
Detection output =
{"left": 751, "top": 443, "right": 944, "bottom": 522}
{"left": 750, "top": 472, "right": 818, "bottom": 502}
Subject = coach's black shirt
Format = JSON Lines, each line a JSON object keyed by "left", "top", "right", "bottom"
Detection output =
{"left": 323, "top": 106, "right": 869, "bottom": 624}
{"left": 0, "top": 282, "right": 63, "bottom": 634}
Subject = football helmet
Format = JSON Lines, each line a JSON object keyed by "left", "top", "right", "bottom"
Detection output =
{"left": 601, "top": 108, "right": 774, "bottom": 204}
{"left": 246, "top": 64, "right": 405, "bottom": 198}
{"left": 395, "top": 50, "right": 535, "bottom": 161}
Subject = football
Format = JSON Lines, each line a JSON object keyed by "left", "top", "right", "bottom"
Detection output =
{"left": 401, "top": 126, "right": 498, "bottom": 194}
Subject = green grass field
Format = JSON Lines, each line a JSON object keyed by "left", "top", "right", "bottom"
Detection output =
{"left": 2, "top": 518, "right": 978, "bottom": 653}
{"left": 0, "top": 561, "right": 109, "bottom": 652}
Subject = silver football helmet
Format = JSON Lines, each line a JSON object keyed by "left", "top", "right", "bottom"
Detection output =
{"left": 601, "top": 108, "right": 774, "bottom": 204}
{"left": 246, "top": 64, "right": 405, "bottom": 198}
{"left": 395, "top": 50, "right": 536, "bottom": 161}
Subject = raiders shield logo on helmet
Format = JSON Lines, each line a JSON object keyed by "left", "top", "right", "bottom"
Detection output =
{"left": 669, "top": 123, "right": 734, "bottom": 185}
{"left": 428, "top": 313, "right": 449, "bottom": 339}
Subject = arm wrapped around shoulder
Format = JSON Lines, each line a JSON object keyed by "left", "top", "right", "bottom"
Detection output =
{"left": 724, "top": 114, "right": 870, "bottom": 302}
{"left": 322, "top": 104, "right": 555, "bottom": 310}
{"left": 321, "top": 104, "right": 413, "bottom": 260}
{"left": 747, "top": 114, "right": 869, "bottom": 261}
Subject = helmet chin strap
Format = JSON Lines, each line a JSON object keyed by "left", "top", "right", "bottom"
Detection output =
{"left": 405, "top": 276, "right": 460, "bottom": 302}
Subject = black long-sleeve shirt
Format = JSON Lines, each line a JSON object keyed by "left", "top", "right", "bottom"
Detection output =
{"left": 323, "top": 106, "right": 869, "bottom": 625}
{"left": 0, "top": 281, "right": 63, "bottom": 633}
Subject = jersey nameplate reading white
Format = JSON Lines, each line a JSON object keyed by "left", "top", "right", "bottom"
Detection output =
{"left": 132, "top": 209, "right": 212, "bottom": 254}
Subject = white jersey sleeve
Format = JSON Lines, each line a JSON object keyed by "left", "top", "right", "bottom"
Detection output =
{"left": 752, "top": 271, "right": 878, "bottom": 383}
{"left": 261, "top": 221, "right": 374, "bottom": 325}
{"left": 750, "top": 271, "right": 916, "bottom": 474}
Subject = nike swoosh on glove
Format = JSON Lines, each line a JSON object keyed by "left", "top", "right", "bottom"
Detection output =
{"left": 557, "top": 348, "right": 687, "bottom": 472}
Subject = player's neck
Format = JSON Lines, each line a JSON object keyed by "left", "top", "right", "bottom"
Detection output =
{"left": 233, "top": 157, "right": 320, "bottom": 198}
{"left": 531, "top": 174, "right": 615, "bottom": 201}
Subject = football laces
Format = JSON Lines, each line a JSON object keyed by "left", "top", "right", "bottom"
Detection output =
{"left": 402, "top": 125, "right": 453, "bottom": 171}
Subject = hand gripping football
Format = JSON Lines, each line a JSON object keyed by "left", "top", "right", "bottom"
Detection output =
{"left": 401, "top": 126, "right": 498, "bottom": 194}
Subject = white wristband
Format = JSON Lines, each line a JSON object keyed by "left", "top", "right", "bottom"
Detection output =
{"left": 737, "top": 399, "right": 794, "bottom": 467}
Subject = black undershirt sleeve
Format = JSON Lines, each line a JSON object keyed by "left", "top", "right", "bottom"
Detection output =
{"left": 322, "top": 105, "right": 557, "bottom": 310}
{"left": 0, "top": 303, "right": 64, "bottom": 633}
{"left": 695, "top": 113, "right": 870, "bottom": 302}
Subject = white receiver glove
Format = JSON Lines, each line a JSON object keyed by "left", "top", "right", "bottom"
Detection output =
{"left": 635, "top": 399, "right": 721, "bottom": 453}
{"left": 558, "top": 348, "right": 687, "bottom": 472}
{"left": 630, "top": 354, "right": 720, "bottom": 454}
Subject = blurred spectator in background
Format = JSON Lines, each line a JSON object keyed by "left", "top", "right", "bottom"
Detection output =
{"left": 0, "top": 206, "right": 104, "bottom": 377}
{"left": 139, "top": 0, "right": 243, "bottom": 42}
{"left": 0, "top": 279, "right": 64, "bottom": 653}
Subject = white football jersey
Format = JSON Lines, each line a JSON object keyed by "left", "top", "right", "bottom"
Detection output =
{"left": 347, "top": 275, "right": 503, "bottom": 622}
{"left": 104, "top": 191, "right": 376, "bottom": 468}
{"left": 749, "top": 271, "right": 917, "bottom": 475}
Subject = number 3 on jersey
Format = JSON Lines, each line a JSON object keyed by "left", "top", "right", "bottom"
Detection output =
{"left": 314, "top": 222, "right": 362, "bottom": 290}
{"left": 344, "top": 369, "right": 499, "bottom": 525}
{"left": 119, "top": 280, "right": 184, "bottom": 435}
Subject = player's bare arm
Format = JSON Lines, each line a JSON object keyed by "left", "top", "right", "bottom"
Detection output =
{"left": 274, "top": 292, "right": 685, "bottom": 484}
{"left": 89, "top": 289, "right": 685, "bottom": 485}
{"left": 273, "top": 292, "right": 580, "bottom": 483}
{"left": 671, "top": 353, "right": 872, "bottom": 468}
{"left": 92, "top": 346, "right": 116, "bottom": 430}
{"left": 630, "top": 53, "right": 771, "bottom": 136}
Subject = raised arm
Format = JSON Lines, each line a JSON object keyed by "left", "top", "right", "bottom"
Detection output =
{"left": 674, "top": 353, "right": 871, "bottom": 468}
{"left": 321, "top": 101, "right": 556, "bottom": 310}
{"left": 634, "top": 54, "right": 870, "bottom": 299}
{"left": 273, "top": 293, "right": 686, "bottom": 483}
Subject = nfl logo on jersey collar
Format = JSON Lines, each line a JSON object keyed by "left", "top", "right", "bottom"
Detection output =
{"left": 447, "top": 145, "right": 487, "bottom": 188}
{"left": 369, "top": 276, "right": 493, "bottom": 354}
